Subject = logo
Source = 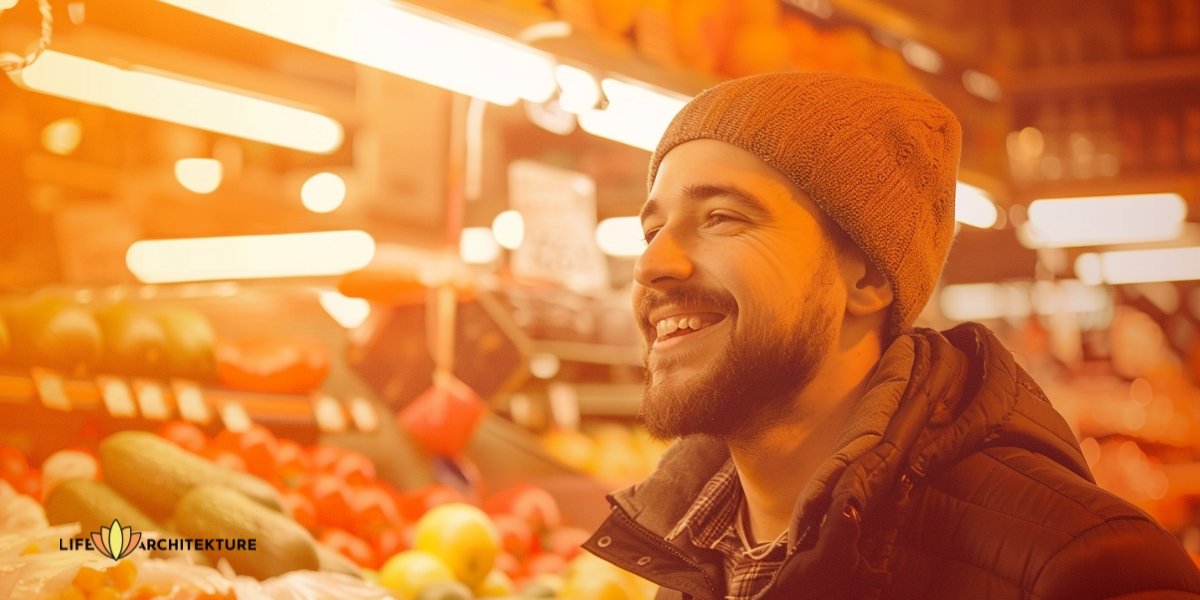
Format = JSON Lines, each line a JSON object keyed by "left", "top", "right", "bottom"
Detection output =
{"left": 91, "top": 519, "right": 141, "bottom": 561}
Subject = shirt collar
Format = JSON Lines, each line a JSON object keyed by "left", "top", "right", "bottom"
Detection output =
{"left": 666, "top": 459, "right": 743, "bottom": 549}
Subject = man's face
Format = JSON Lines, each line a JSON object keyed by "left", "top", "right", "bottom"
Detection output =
{"left": 634, "top": 140, "right": 845, "bottom": 440}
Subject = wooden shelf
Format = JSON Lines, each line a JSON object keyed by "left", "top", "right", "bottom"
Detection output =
{"left": 0, "top": 370, "right": 382, "bottom": 434}
{"left": 1007, "top": 55, "right": 1200, "bottom": 95}
{"left": 1012, "top": 171, "right": 1200, "bottom": 204}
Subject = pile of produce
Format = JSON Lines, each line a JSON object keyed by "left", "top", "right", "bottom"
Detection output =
{"left": 3, "top": 422, "right": 659, "bottom": 599}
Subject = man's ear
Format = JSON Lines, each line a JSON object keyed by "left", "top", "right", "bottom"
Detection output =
{"left": 841, "top": 251, "right": 894, "bottom": 318}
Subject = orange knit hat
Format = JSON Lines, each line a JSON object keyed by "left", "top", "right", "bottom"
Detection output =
{"left": 648, "top": 72, "right": 961, "bottom": 336}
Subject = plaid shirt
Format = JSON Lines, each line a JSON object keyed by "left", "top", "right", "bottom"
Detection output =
{"left": 667, "top": 460, "right": 787, "bottom": 600}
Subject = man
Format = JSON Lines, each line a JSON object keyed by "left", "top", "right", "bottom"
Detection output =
{"left": 583, "top": 72, "right": 1200, "bottom": 599}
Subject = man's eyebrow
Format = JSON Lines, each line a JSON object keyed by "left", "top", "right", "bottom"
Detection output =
{"left": 641, "top": 183, "right": 771, "bottom": 225}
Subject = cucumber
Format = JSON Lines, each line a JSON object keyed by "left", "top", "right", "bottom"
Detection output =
{"left": 44, "top": 478, "right": 160, "bottom": 536}
{"left": 99, "top": 431, "right": 283, "bottom": 518}
{"left": 45, "top": 479, "right": 208, "bottom": 564}
{"left": 174, "top": 484, "right": 319, "bottom": 579}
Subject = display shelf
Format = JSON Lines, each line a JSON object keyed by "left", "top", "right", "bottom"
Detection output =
{"left": 1006, "top": 55, "right": 1200, "bottom": 95}
{"left": 1011, "top": 171, "right": 1200, "bottom": 204}
{"left": 0, "top": 370, "right": 381, "bottom": 435}
{"left": 529, "top": 340, "right": 642, "bottom": 367}
{"left": 466, "top": 412, "right": 615, "bottom": 529}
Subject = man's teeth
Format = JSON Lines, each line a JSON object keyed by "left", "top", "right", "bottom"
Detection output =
{"left": 655, "top": 316, "right": 706, "bottom": 337}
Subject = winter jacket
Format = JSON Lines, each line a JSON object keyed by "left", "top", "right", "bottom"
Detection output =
{"left": 584, "top": 323, "right": 1200, "bottom": 599}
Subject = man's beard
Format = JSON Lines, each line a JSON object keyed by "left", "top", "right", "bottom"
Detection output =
{"left": 637, "top": 271, "right": 838, "bottom": 441}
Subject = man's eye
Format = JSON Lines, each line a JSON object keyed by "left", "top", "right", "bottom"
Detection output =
{"left": 706, "top": 213, "right": 737, "bottom": 226}
{"left": 643, "top": 228, "right": 659, "bottom": 243}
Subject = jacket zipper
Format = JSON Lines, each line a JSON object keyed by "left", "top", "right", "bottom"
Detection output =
{"left": 610, "top": 504, "right": 721, "bottom": 597}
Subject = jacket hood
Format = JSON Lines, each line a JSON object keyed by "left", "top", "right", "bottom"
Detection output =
{"left": 604, "top": 322, "right": 1091, "bottom": 554}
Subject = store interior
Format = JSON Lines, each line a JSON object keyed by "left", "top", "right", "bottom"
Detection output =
{"left": 1, "top": 0, "right": 1199, "bottom": 598}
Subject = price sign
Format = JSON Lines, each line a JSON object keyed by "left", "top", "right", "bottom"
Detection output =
{"left": 219, "top": 400, "right": 251, "bottom": 433}
{"left": 313, "top": 393, "right": 348, "bottom": 433}
{"left": 133, "top": 380, "right": 171, "bottom": 420}
{"left": 171, "top": 381, "right": 211, "bottom": 424}
{"left": 31, "top": 368, "right": 71, "bottom": 411}
{"left": 507, "top": 160, "right": 609, "bottom": 293}
{"left": 347, "top": 396, "right": 379, "bottom": 432}
{"left": 96, "top": 377, "right": 138, "bottom": 418}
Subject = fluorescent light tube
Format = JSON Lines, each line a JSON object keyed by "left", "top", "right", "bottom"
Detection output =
{"left": 954, "top": 182, "right": 998, "bottom": 229}
{"left": 157, "top": 0, "right": 556, "bottom": 106}
{"left": 126, "top": 230, "right": 375, "bottom": 283}
{"left": 1076, "top": 247, "right": 1200, "bottom": 285}
{"left": 1022, "top": 193, "right": 1186, "bottom": 248}
{"left": 10, "top": 50, "right": 343, "bottom": 154}
{"left": 578, "top": 78, "right": 688, "bottom": 151}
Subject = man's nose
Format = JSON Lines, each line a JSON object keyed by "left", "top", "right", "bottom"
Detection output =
{"left": 634, "top": 228, "right": 694, "bottom": 287}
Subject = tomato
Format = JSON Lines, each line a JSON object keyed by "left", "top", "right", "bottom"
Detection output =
{"left": 202, "top": 447, "right": 247, "bottom": 472}
{"left": 214, "top": 334, "right": 330, "bottom": 394}
{"left": 491, "top": 513, "right": 538, "bottom": 560}
{"left": 280, "top": 489, "right": 318, "bottom": 531}
{"left": 308, "top": 444, "right": 376, "bottom": 483}
{"left": 0, "top": 446, "right": 30, "bottom": 484}
{"left": 154, "top": 421, "right": 208, "bottom": 455}
{"left": 371, "top": 524, "right": 411, "bottom": 563}
{"left": 493, "top": 552, "right": 524, "bottom": 581}
{"left": 319, "top": 528, "right": 378, "bottom": 569}
{"left": 273, "top": 439, "right": 310, "bottom": 489}
{"left": 303, "top": 474, "right": 355, "bottom": 530}
{"left": 348, "top": 485, "right": 403, "bottom": 540}
{"left": 401, "top": 484, "right": 466, "bottom": 520}
{"left": 523, "top": 552, "right": 566, "bottom": 577}
{"left": 483, "top": 485, "right": 562, "bottom": 535}
{"left": 211, "top": 426, "right": 278, "bottom": 481}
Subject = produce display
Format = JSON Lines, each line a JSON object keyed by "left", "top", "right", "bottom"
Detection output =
{"left": 0, "top": 298, "right": 329, "bottom": 394}
{"left": 540, "top": 423, "right": 668, "bottom": 487}
{"left": 1, "top": 420, "right": 659, "bottom": 599}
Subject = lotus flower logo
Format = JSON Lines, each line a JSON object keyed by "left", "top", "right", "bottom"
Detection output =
{"left": 91, "top": 519, "right": 141, "bottom": 561}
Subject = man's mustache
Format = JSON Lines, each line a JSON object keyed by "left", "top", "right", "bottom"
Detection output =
{"left": 635, "top": 287, "right": 738, "bottom": 327}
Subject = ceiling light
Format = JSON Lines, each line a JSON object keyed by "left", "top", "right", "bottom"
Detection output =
{"left": 126, "top": 230, "right": 375, "bottom": 283}
{"left": 1022, "top": 193, "right": 1186, "bottom": 248}
{"left": 157, "top": 0, "right": 556, "bottom": 106}
{"left": 577, "top": 78, "right": 688, "bottom": 151}
{"left": 10, "top": 50, "right": 343, "bottom": 153}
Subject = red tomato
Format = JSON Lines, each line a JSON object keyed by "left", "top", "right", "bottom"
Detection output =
{"left": 154, "top": 421, "right": 208, "bottom": 454}
{"left": 303, "top": 474, "right": 355, "bottom": 530}
{"left": 371, "top": 524, "right": 410, "bottom": 563}
{"left": 492, "top": 513, "right": 538, "bottom": 559}
{"left": 402, "top": 484, "right": 466, "bottom": 518}
{"left": 331, "top": 451, "right": 376, "bottom": 484}
{"left": 211, "top": 426, "right": 278, "bottom": 481}
{"left": 0, "top": 446, "right": 30, "bottom": 484}
{"left": 348, "top": 485, "right": 403, "bottom": 540}
{"left": 494, "top": 552, "right": 524, "bottom": 580}
{"left": 318, "top": 528, "right": 377, "bottom": 569}
{"left": 524, "top": 552, "right": 567, "bottom": 577}
{"left": 483, "top": 485, "right": 562, "bottom": 535}
{"left": 273, "top": 439, "right": 310, "bottom": 489}
{"left": 306, "top": 444, "right": 346, "bottom": 472}
{"left": 203, "top": 447, "right": 247, "bottom": 472}
{"left": 280, "top": 489, "right": 318, "bottom": 532}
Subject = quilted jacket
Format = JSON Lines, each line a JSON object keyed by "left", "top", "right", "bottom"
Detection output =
{"left": 584, "top": 323, "right": 1200, "bottom": 599}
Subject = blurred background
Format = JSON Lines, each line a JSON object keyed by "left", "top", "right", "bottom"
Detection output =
{"left": 1, "top": 0, "right": 1199, "bottom": 591}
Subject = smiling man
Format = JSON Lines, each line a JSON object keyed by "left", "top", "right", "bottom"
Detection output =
{"left": 583, "top": 73, "right": 1200, "bottom": 600}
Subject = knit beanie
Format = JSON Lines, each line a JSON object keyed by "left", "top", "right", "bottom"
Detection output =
{"left": 648, "top": 72, "right": 962, "bottom": 336}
